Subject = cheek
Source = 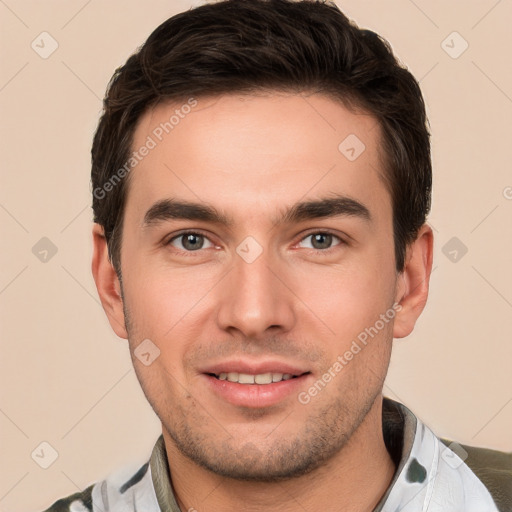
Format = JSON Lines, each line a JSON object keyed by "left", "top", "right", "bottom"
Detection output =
{"left": 292, "top": 253, "right": 395, "bottom": 335}
{"left": 121, "top": 263, "right": 215, "bottom": 363}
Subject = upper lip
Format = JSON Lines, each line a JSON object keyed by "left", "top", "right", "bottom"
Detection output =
{"left": 200, "top": 359, "right": 311, "bottom": 377}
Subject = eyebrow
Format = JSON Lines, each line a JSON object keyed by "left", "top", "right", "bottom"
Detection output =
{"left": 142, "top": 194, "right": 372, "bottom": 229}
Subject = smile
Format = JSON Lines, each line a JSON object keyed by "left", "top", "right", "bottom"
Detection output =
{"left": 209, "top": 372, "right": 304, "bottom": 384}
{"left": 203, "top": 371, "right": 312, "bottom": 408}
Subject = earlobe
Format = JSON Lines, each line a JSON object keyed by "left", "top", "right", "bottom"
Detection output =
{"left": 91, "top": 223, "right": 128, "bottom": 339}
{"left": 393, "top": 224, "right": 434, "bottom": 339}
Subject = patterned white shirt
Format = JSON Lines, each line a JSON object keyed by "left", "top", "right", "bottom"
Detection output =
{"left": 42, "top": 397, "right": 510, "bottom": 511}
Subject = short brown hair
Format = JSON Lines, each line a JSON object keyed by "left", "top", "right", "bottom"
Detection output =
{"left": 91, "top": 0, "right": 432, "bottom": 274}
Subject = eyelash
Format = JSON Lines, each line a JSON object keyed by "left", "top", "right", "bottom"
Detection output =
{"left": 164, "top": 229, "right": 346, "bottom": 256}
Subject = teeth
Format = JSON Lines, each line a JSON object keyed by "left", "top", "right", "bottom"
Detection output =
{"left": 254, "top": 373, "right": 272, "bottom": 384}
{"left": 216, "top": 372, "right": 297, "bottom": 384}
{"left": 238, "top": 373, "right": 255, "bottom": 384}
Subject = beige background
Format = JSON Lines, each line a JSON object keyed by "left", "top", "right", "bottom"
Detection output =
{"left": 1, "top": 0, "right": 511, "bottom": 510}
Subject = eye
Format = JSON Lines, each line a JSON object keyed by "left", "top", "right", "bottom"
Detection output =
{"left": 167, "top": 231, "right": 215, "bottom": 252}
{"left": 297, "top": 231, "right": 345, "bottom": 252}
{"left": 165, "top": 230, "right": 346, "bottom": 255}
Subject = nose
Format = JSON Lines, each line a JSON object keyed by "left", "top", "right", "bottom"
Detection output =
{"left": 215, "top": 246, "right": 296, "bottom": 339}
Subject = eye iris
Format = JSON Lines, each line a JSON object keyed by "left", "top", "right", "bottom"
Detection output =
{"left": 182, "top": 233, "right": 203, "bottom": 251}
{"left": 312, "top": 233, "right": 332, "bottom": 250}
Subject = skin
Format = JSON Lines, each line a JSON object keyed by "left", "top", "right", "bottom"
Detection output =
{"left": 92, "top": 92, "right": 433, "bottom": 512}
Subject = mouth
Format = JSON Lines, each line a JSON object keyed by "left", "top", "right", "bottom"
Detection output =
{"left": 201, "top": 366, "right": 313, "bottom": 408}
{"left": 207, "top": 371, "right": 309, "bottom": 385}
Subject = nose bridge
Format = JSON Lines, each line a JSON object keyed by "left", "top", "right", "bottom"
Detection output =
{"left": 216, "top": 240, "right": 295, "bottom": 336}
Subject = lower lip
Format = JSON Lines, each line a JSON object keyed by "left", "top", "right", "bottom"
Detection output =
{"left": 203, "top": 373, "right": 312, "bottom": 408}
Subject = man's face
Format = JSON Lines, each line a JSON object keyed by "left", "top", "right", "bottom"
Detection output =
{"left": 118, "top": 92, "right": 402, "bottom": 480}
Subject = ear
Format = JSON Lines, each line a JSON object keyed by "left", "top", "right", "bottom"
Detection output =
{"left": 393, "top": 224, "right": 434, "bottom": 338}
{"left": 91, "top": 223, "right": 128, "bottom": 339}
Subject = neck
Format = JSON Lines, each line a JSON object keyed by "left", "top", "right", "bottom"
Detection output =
{"left": 163, "top": 396, "right": 396, "bottom": 512}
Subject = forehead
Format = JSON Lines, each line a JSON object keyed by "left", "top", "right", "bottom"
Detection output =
{"left": 125, "top": 92, "right": 390, "bottom": 228}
